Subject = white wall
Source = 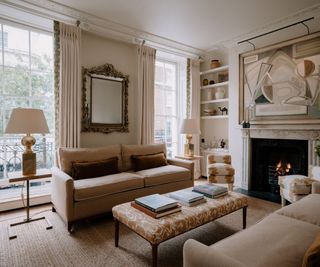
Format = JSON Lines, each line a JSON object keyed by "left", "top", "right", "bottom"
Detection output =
{"left": 80, "top": 31, "right": 138, "bottom": 147}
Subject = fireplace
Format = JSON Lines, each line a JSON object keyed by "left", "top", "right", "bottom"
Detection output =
{"left": 250, "top": 138, "right": 308, "bottom": 202}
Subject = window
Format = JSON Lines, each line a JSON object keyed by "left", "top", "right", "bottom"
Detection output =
{"left": 0, "top": 21, "right": 54, "bottom": 209}
{"left": 154, "top": 56, "right": 186, "bottom": 158}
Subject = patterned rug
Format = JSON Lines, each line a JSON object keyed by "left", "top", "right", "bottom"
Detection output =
{"left": 0, "top": 196, "right": 279, "bottom": 267}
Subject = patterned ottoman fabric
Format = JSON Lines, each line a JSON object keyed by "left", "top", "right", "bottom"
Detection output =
{"left": 208, "top": 163, "right": 235, "bottom": 176}
{"left": 112, "top": 192, "right": 248, "bottom": 245}
{"left": 207, "top": 154, "right": 231, "bottom": 164}
{"left": 208, "top": 175, "right": 234, "bottom": 184}
{"left": 279, "top": 175, "right": 314, "bottom": 195}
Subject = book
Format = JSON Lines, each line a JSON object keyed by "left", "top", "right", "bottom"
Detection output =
{"left": 179, "top": 198, "right": 207, "bottom": 207}
{"left": 131, "top": 202, "right": 182, "bottom": 218}
{"left": 168, "top": 189, "right": 204, "bottom": 203}
{"left": 193, "top": 184, "right": 228, "bottom": 198}
{"left": 135, "top": 194, "right": 178, "bottom": 212}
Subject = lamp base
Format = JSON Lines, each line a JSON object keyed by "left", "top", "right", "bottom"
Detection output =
{"left": 22, "top": 152, "right": 36, "bottom": 175}
{"left": 184, "top": 143, "right": 194, "bottom": 158}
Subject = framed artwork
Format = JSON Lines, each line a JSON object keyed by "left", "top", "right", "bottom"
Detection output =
{"left": 239, "top": 32, "right": 320, "bottom": 125}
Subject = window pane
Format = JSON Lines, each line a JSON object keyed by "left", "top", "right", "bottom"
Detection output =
{"left": 3, "top": 66, "right": 29, "bottom": 96}
{"left": 155, "top": 87, "right": 176, "bottom": 116}
{"left": 3, "top": 25, "right": 29, "bottom": 67}
{"left": 31, "top": 71, "right": 53, "bottom": 97}
{"left": 31, "top": 32, "right": 53, "bottom": 71}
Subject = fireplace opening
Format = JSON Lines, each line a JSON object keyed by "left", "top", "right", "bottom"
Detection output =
{"left": 250, "top": 138, "right": 308, "bottom": 202}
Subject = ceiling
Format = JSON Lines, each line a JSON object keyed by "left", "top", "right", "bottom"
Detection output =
{"left": 52, "top": 0, "right": 320, "bottom": 51}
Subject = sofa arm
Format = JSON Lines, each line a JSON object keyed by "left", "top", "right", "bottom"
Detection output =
{"left": 312, "top": 182, "right": 320, "bottom": 194}
{"left": 167, "top": 158, "right": 194, "bottom": 180}
{"left": 183, "top": 239, "right": 246, "bottom": 267}
{"left": 51, "top": 167, "right": 74, "bottom": 224}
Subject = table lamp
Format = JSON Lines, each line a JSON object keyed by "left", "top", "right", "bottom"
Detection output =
{"left": 5, "top": 108, "right": 49, "bottom": 175}
{"left": 180, "top": 118, "right": 200, "bottom": 157}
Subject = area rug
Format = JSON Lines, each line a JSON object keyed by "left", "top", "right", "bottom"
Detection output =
{"left": 0, "top": 196, "right": 279, "bottom": 267}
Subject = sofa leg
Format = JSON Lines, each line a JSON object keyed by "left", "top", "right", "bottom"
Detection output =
{"left": 281, "top": 196, "right": 286, "bottom": 207}
{"left": 67, "top": 222, "right": 74, "bottom": 233}
{"left": 52, "top": 206, "right": 56, "bottom": 212}
{"left": 228, "top": 183, "right": 233, "bottom": 191}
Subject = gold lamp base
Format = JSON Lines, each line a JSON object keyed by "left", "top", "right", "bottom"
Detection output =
{"left": 184, "top": 143, "right": 194, "bottom": 157}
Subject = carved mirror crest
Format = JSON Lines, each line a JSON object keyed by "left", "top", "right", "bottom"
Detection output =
{"left": 82, "top": 63, "right": 129, "bottom": 134}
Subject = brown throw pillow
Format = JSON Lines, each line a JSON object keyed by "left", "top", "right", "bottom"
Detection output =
{"left": 302, "top": 233, "right": 320, "bottom": 267}
{"left": 131, "top": 152, "right": 167, "bottom": 171}
{"left": 71, "top": 157, "right": 119, "bottom": 180}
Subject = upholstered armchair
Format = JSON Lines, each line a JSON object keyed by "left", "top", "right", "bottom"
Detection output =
{"left": 278, "top": 165, "right": 320, "bottom": 207}
{"left": 207, "top": 153, "right": 234, "bottom": 191}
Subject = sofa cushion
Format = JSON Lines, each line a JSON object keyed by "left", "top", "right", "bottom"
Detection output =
{"left": 212, "top": 213, "right": 320, "bottom": 267}
{"left": 276, "top": 194, "right": 320, "bottom": 226}
{"left": 71, "top": 157, "right": 119, "bottom": 180}
{"left": 136, "top": 165, "right": 190, "bottom": 187}
{"left": 73, "top": 172, "right": 144, "bottom": 201}
{"left": 59, "top": 145, "right": 121, "bottom": 175}
{"left": 121, "top": 144, "right": 166, "bottom": 171}
{"left": 132, "top": 152, "right": 167, "bottom": 171}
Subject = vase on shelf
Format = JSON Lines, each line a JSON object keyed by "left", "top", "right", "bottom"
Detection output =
{"left": 210, "top": 60, "right": 221, "bottom": 69}
{"left": 215, "top": 87, "right": 225, "bottom": 99}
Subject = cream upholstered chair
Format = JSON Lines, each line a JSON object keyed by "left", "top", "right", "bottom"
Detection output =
{"left": 207, "top": 153, "right": 234, "bottom": 191}
{"left": 278, "top": 165, "right": 320, "bottom": 207}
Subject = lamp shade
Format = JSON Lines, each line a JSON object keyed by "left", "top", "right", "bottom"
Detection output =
{"left": 5, "top": 108, "right": 49, "bottom": 134}
{"left": 179, "top": 118, "right": 200, "bottom": 134}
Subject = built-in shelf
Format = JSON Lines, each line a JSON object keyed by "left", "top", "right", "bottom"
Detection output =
{"left": 201, "top": 115, "right": 229, "bottom": 119}
{"left": 201, "top": 98, "right": 229, "bottom": 104}
{"left": 201, "top": 81, "right": 228, "bottom": 90}
{"left": 200, "top": 65, "right": 229, "bottom": 76}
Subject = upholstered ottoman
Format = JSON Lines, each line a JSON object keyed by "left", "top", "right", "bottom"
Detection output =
{"left": 278, "top": 174, "right": 314, "bottom": 206}
{"left": 207, "top": 154, "right": 234, "bottom": 191}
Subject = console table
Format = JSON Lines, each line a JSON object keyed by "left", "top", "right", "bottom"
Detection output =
{"left": 8, "top": 169, "right": 52, "bottom": 239}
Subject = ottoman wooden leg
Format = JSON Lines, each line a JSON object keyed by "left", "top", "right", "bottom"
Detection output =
{"left": 114, "top": 219, "right": 119, "bottom": 247}
{"left": 243, "top": 206, "right": 247, "bottom": 229}
{"left": 151, "top": 244, "right": 158, "bottom": 267}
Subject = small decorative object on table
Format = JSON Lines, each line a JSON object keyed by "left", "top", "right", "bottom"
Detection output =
{"left": 220, "top": 139, "right": 226, "bottom": 148}
{"left": 211, "top": 59, "right": 221, "bottom": 69}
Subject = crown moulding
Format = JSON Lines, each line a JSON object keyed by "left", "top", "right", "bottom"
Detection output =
{"left": 1, "top": 0, "right": 205, "bottom": 58}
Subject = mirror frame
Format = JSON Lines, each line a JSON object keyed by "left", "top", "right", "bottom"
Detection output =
{"left": 81, "top": 63, "right": 129, "bottom": 134}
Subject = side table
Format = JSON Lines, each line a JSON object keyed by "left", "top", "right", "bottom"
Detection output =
{"left": 175, "top": 155, "right": 203, "bottom": 179}
{"left": 8, "top": 168, "right": 53, "bottom": 240}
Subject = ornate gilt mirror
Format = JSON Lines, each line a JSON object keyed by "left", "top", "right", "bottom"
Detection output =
{"left": 82, "top": 63, "right": 129, "bottom": 133}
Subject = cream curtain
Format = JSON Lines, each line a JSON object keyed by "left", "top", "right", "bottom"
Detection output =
{"left": 190, "top": 59, "right": 201, "bottom": 178}
{"left": 137, "top": 45, "right": 156, "bottom": 144}
{"left": 56, "top": 22, "right": 81, "bottom": 148}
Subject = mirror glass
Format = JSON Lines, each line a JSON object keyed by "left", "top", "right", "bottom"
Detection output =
{"left": 82, "top": 64, "right": 129, "bottom": 134}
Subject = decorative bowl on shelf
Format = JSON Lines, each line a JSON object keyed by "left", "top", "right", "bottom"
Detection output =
{"left": 203, "top": 108, "right": 216, "bottom": 116}
{"left": 210, "top": 60, "right": 221, "bottom": 69}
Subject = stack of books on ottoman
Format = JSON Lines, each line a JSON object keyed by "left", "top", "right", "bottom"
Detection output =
{"left": 131, "top": 194, "right": 181, "bottom": 218}
{"left": 193, "top": 184, "right": 228, "bottom": 198}
{"left": 168, "top": 189, "right": 206, "bottom": 206}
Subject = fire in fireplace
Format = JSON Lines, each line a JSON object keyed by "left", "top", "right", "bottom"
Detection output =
{"left": 250, "top": 138, "right": 308, "bottom": 202}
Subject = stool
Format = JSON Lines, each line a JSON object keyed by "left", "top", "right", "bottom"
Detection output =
{"left": 207, "top": 153, "right": 234, "bottom": 191}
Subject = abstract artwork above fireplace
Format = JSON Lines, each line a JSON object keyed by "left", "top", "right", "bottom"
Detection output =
{"left": 239, "top": 32, "right": 320, "bottom": 125}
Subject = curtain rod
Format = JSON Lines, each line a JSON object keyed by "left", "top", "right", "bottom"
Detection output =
{"left": 238, "top": 17, "right": 314, "bottom": 45}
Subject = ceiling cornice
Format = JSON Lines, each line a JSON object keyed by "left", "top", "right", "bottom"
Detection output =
{"left": 1, "top": 0, "right": 205, "bottom": 58}
{"left": 206, "top": 3, "right": 320, "bottom": 52}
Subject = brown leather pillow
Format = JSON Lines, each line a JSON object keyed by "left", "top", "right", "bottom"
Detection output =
{"left": 131, "top": 152, "right": 167, "bottom": 171}
{"left": 71, "top": 157, "right": 119, "bottom": 180}
{"left": 302, "top": 233, "right": 320, "bottom": 267}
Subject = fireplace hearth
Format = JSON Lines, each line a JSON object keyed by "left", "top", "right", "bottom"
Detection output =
{"left": 250, "top": 138, "right": 308, "bottom": 202}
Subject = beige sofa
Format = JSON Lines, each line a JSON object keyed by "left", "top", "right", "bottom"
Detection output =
{"left": 51, "top": 144, "right": 194, "bottom": 232}
{"left": 184, "top": 183, "right": 320, "bottom": 267}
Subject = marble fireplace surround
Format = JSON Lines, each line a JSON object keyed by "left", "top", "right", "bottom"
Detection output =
{"left": 241, "top": 127, "right": 320, "bottom": 190}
